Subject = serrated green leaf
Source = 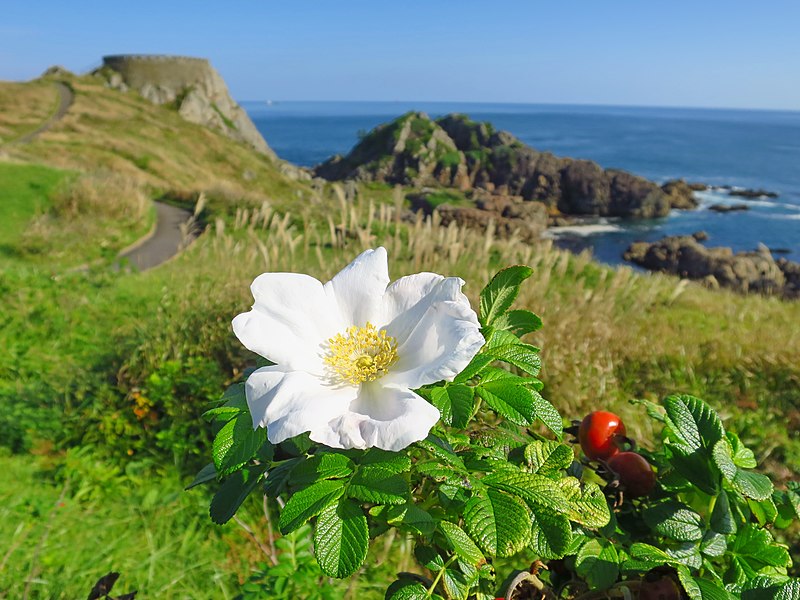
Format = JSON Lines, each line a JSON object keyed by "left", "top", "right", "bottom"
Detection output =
{"left": 348, "top": 466, "right": 408, "bottom": 505}
{"left": 727, "top": 432, "right": 757, "bottom": 468}
{"left": 530, "top": 508, "right": 572, "bottom": 559}
{"left": 418, "top": 435, "right": 466, "bottom": 468}
{"left": 748, "top": 496, "right": 779, "bottom": 526}
{"left": 711, "top": 490, "right": 737, "bottom": 534}
{"left": 484, "top": 470, "right": 567, "bottom": 512}
{"left": 209, "top": 466, "right": 263, "bottom": 525}
{"left": 530, "top": 390, "right": 563, "bottom": 438}
{"left": 492, "top": 309, "right": 542, "bottom": 336}
{"left": 479, "top": 265, "right": 533, "bottom": 326}
{"left": 713, "top": 440, "right": 773, "bottom": 501}
{"left": 663, "top": 394, "right": 725, "bottom": 452}
{"left": 523, "top": 441, "right": 574, "bottom": 475}
{"left": 263, "top": 457, "right": 302, "bottom": 497}
{"left": 643, "top": 501, "right": 704, "bottom": 542}
{"left": 442, "top": 568, "right": 470, "bottom": 600}
{"left": 576, "top": 539, "right": 619, "bottom": 590}
{"left": 676, "top": 565, "right": 703, "bottom": 600}
{"left": 701, "top": 531, "right": 727, "bottom": 557}
{"left": 485, "top": 343, "right": 541, "bottom": 376}
{"left": 463, "top": 487, "right": 531, "bottom": 557}
{"left": 186, "top": 462, "right": 217, "bottom": 490}
{"left": 212, "top": 412, "right": 268, "bottom": 475}
{"left": 440, "top": 521, "right": 485, "bottom": 566}
{"left": 666, "top": 542, "right": 703, "bottom": 569}
{"left": 430, "top": 385, "right": 475, "bottom": 429}
{"left": 380, "top": 503, "right": 436, "bottom": 536}
{"left": 730, "top": 524, "right": 791, "bottom": 569}
{"left": 313, "top": 499, "right": 368, "bottom": 578}
{"left": 416, "top": 461, "right": 471, "bottom": 487}
{"left": 623, "top": 542, "right": 676, "bottom": 569}
{"left": 559, "top": 479, "right": 611, "bottom": 528}
{"left": 453, "top": 353, "right": 494, "bottom": 384}
{"left": 288, "top": 453, "right": 354, "bottom": 486}
{"left": 696, "top": 578, "right": 735, "bottom": 600}
{"left": 667, "top": 443, "right": 720, "bottom": 495}
{"left": 385, "top": 579, "right": 431, "bottom": 600}
{"left": 356, "top": 448, "right": 412, "bottom": 473}
{"left": 279, "top": 479, "right": 345, "bottom": 534}
{"left": 742, "top": 579, "right": 800, "bottom": 600}
{"left": 476, "top": 381, "right": 534, "bottom": 426}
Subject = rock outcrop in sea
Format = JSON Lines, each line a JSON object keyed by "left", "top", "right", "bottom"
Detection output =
{"left": 315, "top": 112, "right": 692, "bottom": 222}
{"left": 95, "top": 55, "right": 274, "bottom": 157}
{"left": 624, "top": 234, "right": 800, "bottom": 299}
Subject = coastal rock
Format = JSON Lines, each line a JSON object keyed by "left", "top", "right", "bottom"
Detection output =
{"left": 709, "top": 203, "right": 750, "bottom": 213}
{"left": 435, "top": 204, "right": 543, "bottom": 241}
{"left": 315, "top": 112, "right": 673, "bottom": 220}
{"left": 728, "top": 188, "right": 779, "bottom": 199}
{"left": 41, "top": 65, "right": 74, "bottom": 78}
{"left": 662, "top": 179, "right": 700, "bottom": 209}
{"left": 623, "top": 235, "right": 795, "bottom": 298}
{"left": 96, "top": 55, "right": 274, "bottom": 157}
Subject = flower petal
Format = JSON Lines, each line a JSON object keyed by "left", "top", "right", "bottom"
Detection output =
{"left": 324, "top": 247, "right": 389, "bottom": 327}
{"left": 310, "top": 383, "right": 440, "bottom": 451}
{"left": 246, "top": 366, "right": 356, "bottom": 444}
{"left": 232, "top": 273, "right": 342, "bottom": 373}
{"left": 382, "top": 277, "right": 484, "bottom": 389}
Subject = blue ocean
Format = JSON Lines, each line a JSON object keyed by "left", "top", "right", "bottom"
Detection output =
{"left": 243, "top": 101, "right": 800, "bottom": 265}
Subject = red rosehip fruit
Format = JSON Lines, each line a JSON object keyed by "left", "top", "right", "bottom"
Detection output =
{"left": 578, "top": 411, "right": 626, "bottom": 460}
{"left": 639, "top": 567, "right": 683, "bottom": 600}
{"left": 607, "top": 451, "right": 656, "bottom": 497}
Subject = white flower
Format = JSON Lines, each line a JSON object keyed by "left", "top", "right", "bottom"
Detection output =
{"left": 232, "top": 247, "right": 485, "bottom": 451}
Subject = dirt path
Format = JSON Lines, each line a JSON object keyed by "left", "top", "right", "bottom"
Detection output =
{"left": 117, "top": 202, "right": 197, "bottom": 271}
{"left": 14, "top": 81, "right": 74, "bottom": 144}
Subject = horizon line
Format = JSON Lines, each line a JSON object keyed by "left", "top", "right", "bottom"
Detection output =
{"left": 238, "top": 98, "right": 800, "bottom": 115}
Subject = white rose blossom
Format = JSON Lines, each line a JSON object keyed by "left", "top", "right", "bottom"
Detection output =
{"left": 232, "top": 247, "right": 485, "bottom": 451}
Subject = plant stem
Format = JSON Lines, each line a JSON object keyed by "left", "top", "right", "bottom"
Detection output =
{"left": 426, "top": 555, "right": 458, "bottom": 598}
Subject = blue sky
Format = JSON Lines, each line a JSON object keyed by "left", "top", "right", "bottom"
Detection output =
{"left": 1, "top": 1, "right": 798, "bottom": 110}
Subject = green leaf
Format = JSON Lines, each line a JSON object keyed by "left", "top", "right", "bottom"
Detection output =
{"left": 439, "top": 521, "right": 485, "bottom": 566}
{"left": 530, "top": 391, "right": 563, "bottom": 438}
{"left": 696, "top": 578, "right": 735, "bottom": 600}
{"left": 463, "top": 487, "right": 531, "bottom": 557}
{"left": 442, "top": 568, "right": 470, "bottom": 600}
{"left": 357, "top": 448, "right": 412, "bottom": 473}
{"left": 667, "top": 443, "right": 720, "bottom": 496}
{"left": 623, "top": 543, "right": 676, "bottom": 570}
{"left": 711, "top": 490, "right": 737, "bottom": 534}
{"left": 530, "top": 508, "right": 572, "bottom": 559}
{"left": 701, "top": 531, "right": 727, "bottom": 557}
{"left": 523, "top": 441, "right": 574, "bottom": 476}
{"left": 289, "top": 452, "right": 354, "bottom": 486}
{"left": 675, "top": 565, "right": 703, "bottom": 600}
{"left": 483, "top": 470, "right": 568, "bottom": 512}
{"left": 479, "top": 265, "right": 533, "bottom": 326}
{"left": 378, "top": 503, "right": 436, "bottom": 536}
{"left": 643, "top": 501, "right": 704, "bottom": 542}
{"left": 453, "top": 353, "right": 494, "bottom": 384}
{"left": 559, "top": 479, "right": 611, "bottom": 528}
{"left": 186, "top": 462, "right": 217, "bottom": 490}
{"left": 712, "top": 440, "right": 773, "bottom": 501}
{"left": 212, "top": 412, "right": 268, "bottom": 475}
{"left": 263, "top": 458, "right": 302, "bottom": 497}
{"left": 430, "top": 385, "right": 475, "bottom": 429}
{"left": 727, "top": 432, "right": 757, "bottom": 468}
{"left": 575, "top": 539, "right": 620, "bottom": 590}
{"left": 418, "top": 435, "right": 466, "bottom": 468}
{"left": 742, "top": 579, "right": 800, "bottom": 600}
{"left": 475, "top": 381, "right": 534, "bottom": 426}
{"left": 279, "top": 479, "right": 345, "bottom": 534}
{"left": 730, "top": 524, "right": 791, "bottom": 569}
{"left": 663, "top": 394, "right": 725, "bottom": 452}
{"left": 313, "top": 498, "right": 368, "bottom": 578}
{"left": 492, "top": 309, "right": 542, "bottom": 336}
{"left": 209, "top": 466, "right": 263, "bottom": 525}
{"left": 666, "top": 542, "right": 702, "bottom": 569}
{"left": 485, "top": 343, "right": 541, "bottom": 376}
{"left": 385, "top": 579, "right": 430, "bottom": 600}
{"left": 348, "top": 466, "right": 408, "bottom": 505}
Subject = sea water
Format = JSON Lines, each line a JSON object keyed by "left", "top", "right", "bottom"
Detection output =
{"left": 243, "top": 101, "right": 800, "bottom": 265}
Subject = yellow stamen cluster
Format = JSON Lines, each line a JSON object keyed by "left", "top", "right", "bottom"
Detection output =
{"left": 324, "top": 322, "right": 399, "bottom": 385}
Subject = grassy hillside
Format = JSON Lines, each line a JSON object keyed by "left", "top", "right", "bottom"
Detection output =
{"left": 1, "top": 73, "right": 798, "bottom": 597}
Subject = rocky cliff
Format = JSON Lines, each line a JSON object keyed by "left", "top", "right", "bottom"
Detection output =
{"left": 315, "top": 112, "right": 685, "bottom": 219}
{"left": 624, "top": 234, "right": 800, "bottom": 299}
{"left": 97, "top": 55, "right": 274, "bottom": 157}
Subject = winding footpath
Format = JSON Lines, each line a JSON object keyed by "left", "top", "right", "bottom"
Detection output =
{"left": 9, "top": 81, "right": 196, "bottom": 271}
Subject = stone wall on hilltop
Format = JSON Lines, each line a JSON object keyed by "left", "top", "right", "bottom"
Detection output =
{"left": 99, "top": 55, "right": 273, "bottom": 157}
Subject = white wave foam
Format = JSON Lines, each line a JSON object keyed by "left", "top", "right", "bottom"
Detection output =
{"left": 544, "top": 224, "right": 625, "bottom": 237}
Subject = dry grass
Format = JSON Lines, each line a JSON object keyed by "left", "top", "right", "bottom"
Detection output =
{"left": 0, "top": 81, "right": 59, "bottom": 143}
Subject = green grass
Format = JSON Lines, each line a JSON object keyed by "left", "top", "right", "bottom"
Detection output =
{"left": 0, "top": 163, "right": 68, "bottom": 249}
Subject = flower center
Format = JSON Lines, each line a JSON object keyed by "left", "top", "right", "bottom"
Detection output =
{"left": 324, "top": 322, "right": 399, "bottom": 385}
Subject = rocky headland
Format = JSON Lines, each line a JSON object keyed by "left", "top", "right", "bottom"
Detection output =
{"left": 314, "top": 112, "right": 701, "bottom": 236}
{"left": 624, "top": 234, "right": 800, "bottom": 299}
{"left": 94, "top": 55, "right": 274, "bottom": 157}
